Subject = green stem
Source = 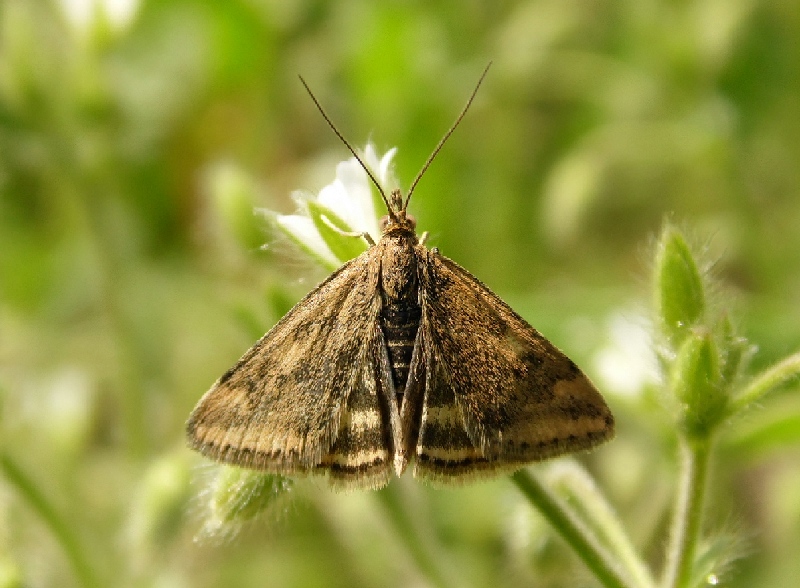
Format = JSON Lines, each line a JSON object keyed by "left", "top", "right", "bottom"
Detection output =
{"left": 511, "top": 469, "right": 635, "bottom": 588}
{"left": 550, "top": 465, "right": 656, "bottom": 588}
{"left": 728, "top": 351, "right": 800, "bottom": 416}
{"left": 0, "top": 452, "right": 99, "bottom": 588}
{"left": 662, "top": 438, "right": 711, "bottom": 588}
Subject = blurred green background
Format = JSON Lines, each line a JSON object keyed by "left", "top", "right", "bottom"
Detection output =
{"left": 2, "top": 0, "right": 800, "bottom": 586}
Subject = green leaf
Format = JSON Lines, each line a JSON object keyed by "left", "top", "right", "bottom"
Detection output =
{"left": 307, "top": 200, "right": 370, "bottom": 263}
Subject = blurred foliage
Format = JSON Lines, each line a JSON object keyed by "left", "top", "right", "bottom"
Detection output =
{"left": 1, "top": 0, "right": 800, "bottom": 587}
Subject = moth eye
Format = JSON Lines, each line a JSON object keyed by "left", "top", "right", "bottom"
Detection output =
{"left": 406, "top": 214, "right": 417, "bottom": 230}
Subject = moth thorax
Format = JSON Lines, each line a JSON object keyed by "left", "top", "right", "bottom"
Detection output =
{"left": 379, "top": 234, "right": 421, "bottom": 407}
{"left": 380, "top": 233, "right": 418, "bottom": 300}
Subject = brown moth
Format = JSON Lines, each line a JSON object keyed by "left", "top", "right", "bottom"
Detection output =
{"left": 186, "top": 66, "right": 614, "bottom": 490}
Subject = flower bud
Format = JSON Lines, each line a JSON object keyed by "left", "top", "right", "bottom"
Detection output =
{"left": 672, "top": 330, "right": 727, "bottom": 438}
{"left": 204, "top": 467, "right": 292, "bottom": 534}
{"left": 654, "top": 226, "right": 705, "bottom": 347}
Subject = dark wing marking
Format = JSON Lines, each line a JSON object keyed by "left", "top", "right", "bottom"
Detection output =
{"left": 186, "top": 248, "right": 395, "bottom": 488}
{"left": 413, "top": 248, "right": 614, "bottom": 483}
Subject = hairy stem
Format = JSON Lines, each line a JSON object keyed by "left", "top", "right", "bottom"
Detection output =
{"left": 662, "top": 438, "right": 711, "bottom": 588}
{"left": 728, "top": 351, "right": 800, "bottom": 416}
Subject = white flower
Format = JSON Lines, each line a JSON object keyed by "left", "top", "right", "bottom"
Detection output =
{"left": 272, "top": 211, "right": 341, "bottom": 270}
{"left": 270, "top": 144, "right": 397, "bottom": 270}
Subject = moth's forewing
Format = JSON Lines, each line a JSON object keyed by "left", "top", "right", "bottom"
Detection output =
{"left": 186, "top": 248, "right": 396, "bottom": 490}
{"left": 316, "top": 354, "right": 394, "bottom": 489}
{"left": 412, "top": 248, "right": 614, "bottom": 484}
{"left": 414, "top": 356, "right": 489, "bottom": 482}
{"left": 319, "top": 303, "right": 410, "bottom": 490}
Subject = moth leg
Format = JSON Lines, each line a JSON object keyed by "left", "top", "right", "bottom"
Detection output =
{"left": 418, "top": 231, "right": 429, "bottom": 246}
{"left": 320, "top": 214, "right": 376, "bottom": 246}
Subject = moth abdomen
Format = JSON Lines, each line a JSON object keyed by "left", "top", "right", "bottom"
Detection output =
{"left": 380, "top": 299, "right": 421, "bottom": 402}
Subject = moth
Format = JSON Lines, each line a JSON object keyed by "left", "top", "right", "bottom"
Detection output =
{"left": 186, "top": 66, "right": 614, "bottom": 490}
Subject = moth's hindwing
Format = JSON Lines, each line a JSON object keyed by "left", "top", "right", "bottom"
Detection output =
{"left": 187, "top": 248, "right": 397, "bottom": 489}
{"left": 413, "top": 247, "right": 614, "bottom": 483}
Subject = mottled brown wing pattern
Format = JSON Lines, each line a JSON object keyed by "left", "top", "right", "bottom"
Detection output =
{"left": 187, "top": 248, "right": 396, "bottom": 488}
{"left": 413, "top": 248, "right": 614, "bottom": 483}
{"left": 317, "top": 321, "right": 403, "bottom": 490}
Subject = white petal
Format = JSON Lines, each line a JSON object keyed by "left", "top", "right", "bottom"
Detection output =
{"left": 361, "top": 143, "right": 397, "bottom": 190}
{"left": 275, "top": 214, "right": 339, "bottom": 268}
{"left": 377, "top": 147, "right": 398, "bottom": 188}
{"left": 320, "top": 157, "right": 380, "bottom": 239}
{"left": 363, "top": 143, "right": 378, "bottom": 167}
{"left": 318, "top": 178, "right": 354, "bottom": 222}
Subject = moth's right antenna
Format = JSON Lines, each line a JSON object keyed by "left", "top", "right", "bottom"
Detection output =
{"left": 299, "top": 76, "right": 397, "bottom": 220}
{"left": 404, "top": 62, "right": 492, "bottom": 209}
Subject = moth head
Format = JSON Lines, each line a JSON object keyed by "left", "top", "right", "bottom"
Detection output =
{"left": 380, "top": 191, "right": 416, "bottom": 234}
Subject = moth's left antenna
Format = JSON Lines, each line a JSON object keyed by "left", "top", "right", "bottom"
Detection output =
{"left": 299, "top": 76, "right": 397, "bottom": 220}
